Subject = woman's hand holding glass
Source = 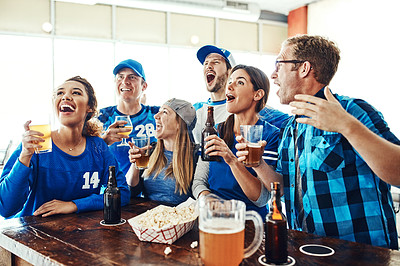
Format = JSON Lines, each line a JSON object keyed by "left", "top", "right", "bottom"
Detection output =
{"left": 19, "top": 121, "right": 46, "bottom": 166}
{"left": 128, "top": 142, "right": 142, "bottom": 164}
{"left": 126, "top": 140, "right": 150, "bottom": 187}
{"left": 235, "top": 135, "right": 267, "bottom": 167}
{"left": 128, "top": 139, "right": 151, "bottom": 169}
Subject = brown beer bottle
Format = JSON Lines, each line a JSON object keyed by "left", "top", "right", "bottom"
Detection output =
{"left": 201, "top": 106, "right": 218, "bottom": 161}
{"left": 265, "top": 182, "right": 288, "bottom": 264}
{"left": 103, "top": 166, "right": 121, "bottom": 224}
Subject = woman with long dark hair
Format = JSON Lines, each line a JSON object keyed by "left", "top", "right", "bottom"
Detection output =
{"left": 192, "top": 65, "right": 282, "bottom": 217}
{"left": 0, "top": 76, "right": 130, "bottom": 218}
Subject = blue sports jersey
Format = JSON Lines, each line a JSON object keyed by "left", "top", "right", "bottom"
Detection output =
{"left": 259, "top": 105, "right": 290, "bottom": 129}
{"left": 0, "top": 136, "right": 130, "bottom": 219}
{"left": 98, "top": 105, "right": 159, "bottom": 175}
{"left": 208, "top": 119, "right": 280, "bottom": 218}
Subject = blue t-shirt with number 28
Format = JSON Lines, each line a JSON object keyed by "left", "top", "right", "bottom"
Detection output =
{"left": 98, "top": 105, "right": 159, "bottom": 175}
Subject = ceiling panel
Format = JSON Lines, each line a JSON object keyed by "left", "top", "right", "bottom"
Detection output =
{"left": 246, "top": 0, "right": 322, "bottom": 15}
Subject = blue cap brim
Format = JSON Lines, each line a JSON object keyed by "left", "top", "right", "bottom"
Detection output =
{"left": 197, "top": 45, "right": 229, "bottom": 65}
{"left": 113, "top": 63, "right": 144, "bottom": 80}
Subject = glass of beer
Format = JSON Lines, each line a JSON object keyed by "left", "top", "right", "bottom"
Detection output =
{"left": 30, "top": 121, "right": 52, "bottom": 154}
{"left": 198, "top": 195, "right": 263, "bottom": 266}
{"left": 132, "top": 136, "right": 150, "bottom": 170}
{"left": 240, "top": 125, "right": 263, "bottom": 167}
{"left": 115, "top": 116, "right": 133, "bottom": 147}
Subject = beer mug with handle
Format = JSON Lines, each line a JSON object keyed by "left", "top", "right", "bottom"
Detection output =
{"left": 198, "top": 194, "right": 263, "bottom": 266}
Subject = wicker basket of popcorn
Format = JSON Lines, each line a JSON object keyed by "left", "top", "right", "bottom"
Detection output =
{"left": 128, "top": 199, "right": 198, "bottom": 244}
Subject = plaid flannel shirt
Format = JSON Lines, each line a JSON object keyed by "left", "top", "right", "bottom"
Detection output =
{"left": 277, "top": 88, "right": 399, "bottom": 249}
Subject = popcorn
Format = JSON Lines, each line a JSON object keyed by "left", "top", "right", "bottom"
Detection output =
{"left": 134, "top": 205, "right": 196, "bottom": 229}
{"left": 128, "top": 199, "right": 198, "bottom": 244}
{"left": 164, "top": 247, "right": 172, "bottom": 255}
{"left": 190, "top": 241, "right": 198, "bottom": 248}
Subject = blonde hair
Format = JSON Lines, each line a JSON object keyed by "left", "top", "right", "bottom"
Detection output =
{"left": 143, "top": 116, "right": 194, "bottom": 195}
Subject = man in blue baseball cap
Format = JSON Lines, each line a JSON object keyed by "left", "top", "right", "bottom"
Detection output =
{"left": 192, "top": 45, "right": 236, "bottom": 144}
{"left": 196, "top": 45, "right": 236, "bottom": 69}
{"left": 98, "top": 59, "right": 159, "bottom": 177}
{"left": 192, "top": 45, "right": 290, "bottom": 145}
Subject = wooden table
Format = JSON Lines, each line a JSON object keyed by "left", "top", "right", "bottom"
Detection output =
{"left": 1, "top": 198, "right": 399, "bottom": 265}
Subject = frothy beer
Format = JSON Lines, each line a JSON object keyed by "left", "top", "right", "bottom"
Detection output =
{"left": 243, "top": 143, "right": 263, "bottom": 167}
{"left": 199, "top": 219, "right": 245, "bottom": 266}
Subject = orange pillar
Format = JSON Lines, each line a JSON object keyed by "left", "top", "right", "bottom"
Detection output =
{"left": 288, "top": 6, "right": 308, "bottom": 37}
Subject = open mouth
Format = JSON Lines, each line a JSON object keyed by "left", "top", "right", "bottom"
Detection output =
{"left": 60, "top": 104, "right": 75, "bottom": 113}
{"left": 206, "top": 73, "right": 215, "bottom": 84}
{"left": 226, "top": 93, "right": 235, "bottom": 102}
{"left": 121, "top": 88, "right": 132, "bottom": 92}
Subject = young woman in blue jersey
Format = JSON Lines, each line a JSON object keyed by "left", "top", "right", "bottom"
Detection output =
{"left": 192, "top": 65, "right": 283, "bottom": 218}
{"left": 126, "top": 98, "right": 199, "bottom": 205}
{"left": 0, "top": 76, "right": 130, "bottom": 219}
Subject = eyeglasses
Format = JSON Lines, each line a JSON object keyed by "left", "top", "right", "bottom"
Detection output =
{"left": 116, "top": 74, "right": 140, "bottom": 82}
{"left": 275, "top": 60, "right": 305, "bottom": 72}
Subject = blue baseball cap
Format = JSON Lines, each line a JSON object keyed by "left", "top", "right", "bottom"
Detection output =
{"left": 196, "top": 45, "right": 236, "bottom": 68}
{"left": 113, "top": 59, "right": 146, "bottom": 81}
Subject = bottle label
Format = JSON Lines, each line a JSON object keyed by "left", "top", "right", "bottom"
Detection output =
{"left": 265, "top": 220, "right": 288, "bottom": 263}
{"left": 104, "top": 190, "right": 121, "bottom": 224}
{"left": 201, "top": 133, "right": 219, "bottom": 161}
{"left": 104, "top": 166, "right": 121, "bottom": 224}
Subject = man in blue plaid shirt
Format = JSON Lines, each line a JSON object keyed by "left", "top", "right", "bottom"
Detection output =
{"left": 271, "top": 35, "right": 399, "bottom": 249}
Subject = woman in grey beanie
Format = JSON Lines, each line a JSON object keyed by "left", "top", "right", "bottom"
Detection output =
{"left": 126, "top": 98, "right": 199, "bottom": 205}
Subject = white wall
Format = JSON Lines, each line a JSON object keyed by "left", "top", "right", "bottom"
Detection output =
{"left": 0, "top": 34, "right": 280, "bottom": 153}
{"left": 308, "top": 0, "right": 400, "bottom": 136}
